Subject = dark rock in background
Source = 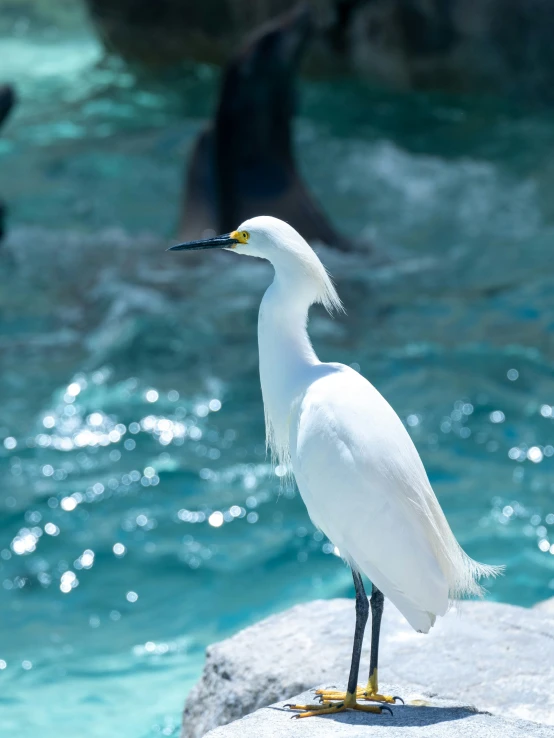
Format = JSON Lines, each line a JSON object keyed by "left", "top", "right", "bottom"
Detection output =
{"left": 84, "top": 0, "right": 554, "bottom": 100}
{"left": 0, "top": 85, "right": 14, "bottom": 128}
{"left": 84, "top": 0, "right": 333, "bottom": 66}
{"left": 0, "top": 84, "right": 16, "bottom": 242}
{"left": 180, "top": 5, "right": 352, "bottom": 249}
{"left": 346, "top": 0, "right": 554, "bottom": 99}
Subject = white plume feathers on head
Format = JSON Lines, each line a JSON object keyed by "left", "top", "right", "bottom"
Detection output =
{"left": 237, "top": 215, "right": 344, "bottom": 315}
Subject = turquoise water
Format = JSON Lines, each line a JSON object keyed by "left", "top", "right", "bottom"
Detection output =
{"left": 2, "top": 9, "right": 554, "bottom": 738}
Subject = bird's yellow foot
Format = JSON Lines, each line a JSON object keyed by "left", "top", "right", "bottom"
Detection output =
{"left": 316, "top": 671, "right": 403, "bottom": 705}
{"left": 285, "top": 692, "right": 392, "bottom": 719}
{"left": 316, "top": 687, "right": 400, "bottom": 704}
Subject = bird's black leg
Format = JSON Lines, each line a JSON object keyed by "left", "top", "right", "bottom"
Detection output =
{"left": 289, "top": 569, "right": 391, "bottom": 717}
{"left": 346, "top": 569, "right": 369, "bottom": 700}
{"left": 309, "top": 571, "right": 392, "bottom": 715}
{"left": 365, "top": 584, "right": 403, "bottom": 704}
{"left": 367, "top": 584, "right": 384, "bottom": 693}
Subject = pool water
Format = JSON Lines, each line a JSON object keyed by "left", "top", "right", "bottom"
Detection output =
{"left": 1, "top": 7, "right": 554, "bottom": 738}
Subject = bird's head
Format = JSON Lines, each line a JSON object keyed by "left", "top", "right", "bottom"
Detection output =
{"left": 169, "top": 215, "right": 343, "bottom": 313}
{"left": 170, "top": 215, "right": 306, "bottom": 259}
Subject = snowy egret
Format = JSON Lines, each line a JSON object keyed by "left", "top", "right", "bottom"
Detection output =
{"left": 169, "top": 216, "right": 503, "bottom": 718}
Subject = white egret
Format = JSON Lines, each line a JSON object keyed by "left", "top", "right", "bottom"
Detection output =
{"left": 169, "top": 216, "right": 503, "bottom": 718}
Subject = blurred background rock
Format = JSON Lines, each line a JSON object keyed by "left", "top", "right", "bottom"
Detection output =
{"left": 84, "top": 0, "right": 554, "bottom": 100}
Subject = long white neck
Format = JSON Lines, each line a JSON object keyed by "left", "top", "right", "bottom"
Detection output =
{"left": 258, "top": 271, "right": 319, "bottom": 465}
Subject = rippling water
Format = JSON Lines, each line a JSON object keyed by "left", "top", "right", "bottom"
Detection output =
{"left": 2, "top": 8, "right": 554, "bottom": 738}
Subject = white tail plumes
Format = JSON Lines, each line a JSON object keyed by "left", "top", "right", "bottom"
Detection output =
{"left": 410, "top": 477, "right": 504, "bottom": 602}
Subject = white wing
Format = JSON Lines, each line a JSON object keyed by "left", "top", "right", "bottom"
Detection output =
{"left": 290, "top": 364, "right": 484, "bottom": 633}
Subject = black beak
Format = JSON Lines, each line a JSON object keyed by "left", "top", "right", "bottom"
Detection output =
{"left": 168, "top": 233, "right": 239, "bottom": 251}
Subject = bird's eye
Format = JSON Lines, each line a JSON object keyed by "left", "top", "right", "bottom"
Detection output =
{"left": 242, "top": 231, "right": 249, "bottom": 241}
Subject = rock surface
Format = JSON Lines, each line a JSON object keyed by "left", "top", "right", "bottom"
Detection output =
{"left": 182, "top": 599, "right": 554, "bottom": 738}
{"left": 203, "top": 686, "right": 554, "bottom": 738}
{"left": 534, "top": 597, "right": 554, "bottom": 616}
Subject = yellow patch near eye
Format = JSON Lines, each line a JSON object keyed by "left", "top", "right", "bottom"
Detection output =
{"left": 231, "top": 230, "right": 249, "bottom": 244}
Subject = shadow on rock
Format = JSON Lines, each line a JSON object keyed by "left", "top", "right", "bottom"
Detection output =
{"left": 272, "top": 703, "right": 480, "bottom": 727}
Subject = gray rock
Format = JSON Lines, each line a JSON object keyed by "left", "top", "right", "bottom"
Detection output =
{"left": 182, "top": 599, "right": 554, "bottom": 738}
{"left": 534, "top": 597, "right": 554, "bottom": 616}
{"left": 203, "top": 686, "right": 554, "bottom": 738}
